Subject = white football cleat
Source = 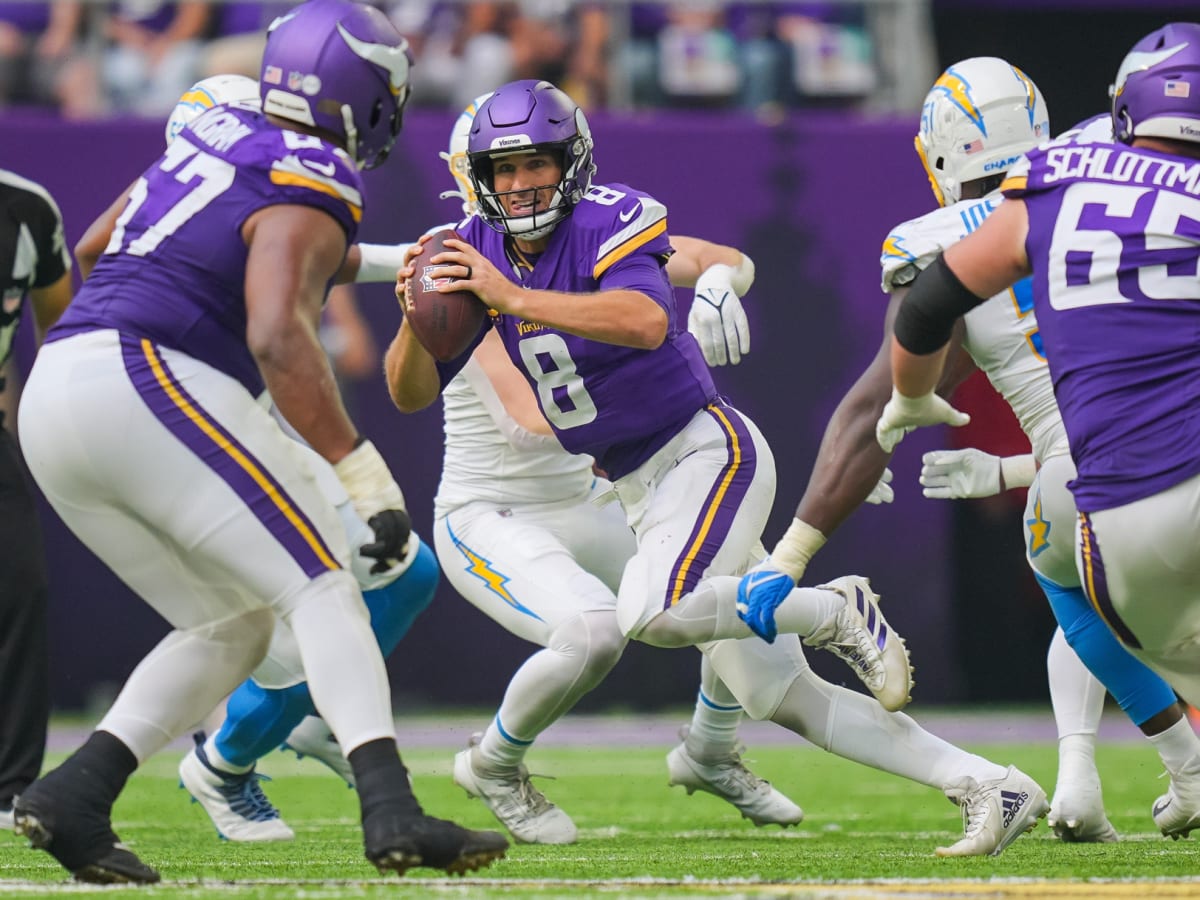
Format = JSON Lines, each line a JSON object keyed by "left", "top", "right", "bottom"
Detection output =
{"left": 1048, "top": 769, "right": 1118, "bottom": 843}
{"left": 452, "top": 737, "right": 576, "bottom": 845}
{"left": 666, "top": 731, "right": 803, "bottom": 827}
{"left": 936, "top": 765, "right": 1048, "bottom": 857}
{"left": 282, "top": 716, "right": 355, "bottom": 787}
{"left": 179, "top": 733, "right": 294, "bottom": 842}
{"left": 1154, "top": 756, "right": 1200, "bottom": 839}
{"left": 805, "top": 575, "right": 913, "bottom": 712}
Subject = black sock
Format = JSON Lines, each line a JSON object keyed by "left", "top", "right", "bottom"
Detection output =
{"left": 57, "top": 731, "right": 138, "bottom": 811}
{"left": 348, "top": 738, "right": 422, "bottom": 820}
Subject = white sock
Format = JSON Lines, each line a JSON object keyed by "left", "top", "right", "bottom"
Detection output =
{"left": 477, "top": 610, "right": 624, "bottom": 776}
{"left": 683, "top": 657, "right": 743, "bottom": 764}
{"left": 1056, "top": 733, "right": 1099, "bottom": 786}
{"left": 97, "top": 608, "right": 275, "bottom": 764}
{"left": 773, "top": 587, "right": 847, "bottom": 639}
{"left": 203, "top": 734, "right": 252, "bottom": 775}
{"left": 1149, "top": 716, "right": 1200, "bottom": 775}
{"left": 771, "top": 668, "right": 1007, "bottom": 790}
{"left": 1047, "top": 627, "right": 1106, "bottom": 738}
{"left": 280, "top": 573, "right": 394, "bottom": 754}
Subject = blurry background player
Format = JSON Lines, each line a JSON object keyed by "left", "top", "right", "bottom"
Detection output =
{"left": 11, "top": 0, "right": 506, "bottom": 882}
{"left": 431, "top": 95, "right": 801, "bottom": 844}
{"left": 387, "top": 79, "right": 1048, "bottom": 858}
{"left": 72, "top": 72, "right": 441, "bottom": 844}
{"left": 0, "top": 168, "right": 73, "bottom": 831}
{"left": 876, "top": 21, "right": 1200, "bottom": 843}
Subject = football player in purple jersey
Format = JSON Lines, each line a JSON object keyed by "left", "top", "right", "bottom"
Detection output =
{"left": 12, "top": 0, "right": 506, "bottom": 882}
{"left": 386, "top": 79, "right": 1048, "bottom": 858}
{"left": 878, "top": 22, "right": 1200, "bottom": 842}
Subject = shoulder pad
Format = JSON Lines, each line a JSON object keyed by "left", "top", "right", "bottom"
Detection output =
{"left": 266, "top": 130, "right": 364, "bottom": 222}
{"left": 577, "top": 183, "right": 670, "bottom": 279}
{"left": 880, "top": 207, "right": 950, "bottom": 293}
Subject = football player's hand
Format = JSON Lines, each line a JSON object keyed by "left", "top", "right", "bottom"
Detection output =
{"left": 361, "top": 509, "right": 413, "bottom": 574}
{"left": 920, "top": 449, "right": 1002, "bottom": 499}
{"left": 689, "top": 264, "right": 750, "bottom": 366}
{"left": 332, "top": 439, "right": 410, "bottom": 569}
{"left": 864, "top": 467, "right": 895, "bottom": 505}
{"left": 875, "top": 388, "right": 970, "bottom": 453}
{"left": 736, "top": 560, "right": 795, "bottom": 644}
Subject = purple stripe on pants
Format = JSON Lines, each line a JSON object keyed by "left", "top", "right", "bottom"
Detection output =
{"left": 663, "top": 404, "right": 758, "bottom": 610}
{"left": 1079, "top": 511, "right": 1141, "bottom": 650}
{"left": 120, "top": 334, "right": 341, "bottom": 579}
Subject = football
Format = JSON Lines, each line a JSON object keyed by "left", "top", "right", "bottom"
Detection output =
{"left": 403, "top": 228, "right": 488, "bottom": 362}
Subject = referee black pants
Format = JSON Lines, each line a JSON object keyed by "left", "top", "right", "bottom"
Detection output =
{"left": 0, "top": 425, "right": 49, "bottom": 806}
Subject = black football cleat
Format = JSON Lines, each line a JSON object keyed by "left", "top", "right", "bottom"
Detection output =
{"left": 364, "top": 811, "right": 508, "bottom": 876}
{"left": 14, "top": 779, "right": 160, "bottom": 884}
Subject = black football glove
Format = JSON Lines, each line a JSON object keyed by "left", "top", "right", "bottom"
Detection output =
{"left": 360, "top": 509, "right": 412, "bottom": 574}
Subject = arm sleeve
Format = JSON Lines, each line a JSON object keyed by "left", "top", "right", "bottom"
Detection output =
{"left": 893, "top": 254, "right": 988, "bottom": 355}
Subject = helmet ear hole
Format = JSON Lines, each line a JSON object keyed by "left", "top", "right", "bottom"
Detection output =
{"left": 369, "top": 99, "right": 382, "bottom": 129}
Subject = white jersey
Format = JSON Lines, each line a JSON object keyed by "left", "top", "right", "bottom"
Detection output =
{"left": 433, "top": 357, "right": 595, "bottom": 517}
{"left": 880, "top": 193, "right": 1069, "bottom": 463}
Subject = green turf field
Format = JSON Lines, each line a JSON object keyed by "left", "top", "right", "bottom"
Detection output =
{"left": 2, "top": 734, "right": 1199, "bottom": 898}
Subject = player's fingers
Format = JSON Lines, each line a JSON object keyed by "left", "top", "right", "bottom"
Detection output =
{"left": 923, "top": 486, "right": 952, "bottom": 499}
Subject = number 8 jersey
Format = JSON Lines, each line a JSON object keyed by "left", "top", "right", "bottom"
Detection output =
{"left": 443, "top": 182, "right": 719, "bottom": 481}
{"left": 1001, "top": 139, "right": 1200, "bottom": 513}
{"left": 50, "top": 105, "right": 364, "bottom": 397}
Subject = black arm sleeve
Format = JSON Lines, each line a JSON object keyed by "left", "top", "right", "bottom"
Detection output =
{"left": 892, "top": 254, "right": 988, "bottom": 355}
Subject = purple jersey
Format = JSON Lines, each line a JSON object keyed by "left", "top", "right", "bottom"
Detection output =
{"left": 52, "top": 106, "right": 363, "bottom": 396}
{"left": 1004, "top": 140, "right": 1200, "bottom": 512}
{"left": 444, "top": 184, "right": 718, "bottom": 479}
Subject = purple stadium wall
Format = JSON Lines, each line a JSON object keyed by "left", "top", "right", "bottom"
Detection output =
{"left": 1, "top": 109, "right": 977, "bottom": 711}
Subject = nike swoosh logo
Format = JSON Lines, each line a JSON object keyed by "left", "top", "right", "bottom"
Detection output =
{"left": 619, "top": 203, "right": 640, "bottom": 223}
{"left": 302, "top": 159, "right": 337, "bottom": 177}
{"left": 1154, "top": 797, "right": 1173, "bottom": 817}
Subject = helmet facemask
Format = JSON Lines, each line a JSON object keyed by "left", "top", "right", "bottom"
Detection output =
{"left": 467, "top": 81, "right": 596, "bottom": 238}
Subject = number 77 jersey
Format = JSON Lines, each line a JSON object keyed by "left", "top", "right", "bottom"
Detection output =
{"left": 999, "top": 140, "right": 1200, "bottom": 512}
{"left": 51, "top": 105, "right": 365, "bottom": 398}
{"left": 880, "top": 193, "right": 1067, "bottom": 466}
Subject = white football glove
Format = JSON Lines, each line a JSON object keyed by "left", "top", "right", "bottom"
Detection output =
{"left": 865, "top": 467, "right": 894, "bottom": 504}
{"left": 920, "top": 449, "right": 1037, "bottom": 498}
{"left": 688, "top": 262, "right": 751, "bottom": 366}
{"left": 920, "top": 448, "right": 1001, "bottom": 499}
{"left": 332, "top": 439, "right": 410, "bottom": 571}
{"left": 875, "top": 388, "right": 971, "bottom": 453}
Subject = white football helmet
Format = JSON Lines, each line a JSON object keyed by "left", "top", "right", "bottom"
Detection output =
{"left": 915, "top": 57, "right": 1050, "bottom": 206}
{"left": 438, "top": 92, "right": 493, "bottom": 216}
{"left": 165, "top": 74, "right": 261, "bottom": 146}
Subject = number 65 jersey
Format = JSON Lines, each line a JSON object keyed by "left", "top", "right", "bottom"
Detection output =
{"left": 881, "top": 193, "right": 1068, "bottom": 467}
{"left": 49, "top": 105, "right": 364, "bottom": 397}
{"left": 1001, "top": 140, "right": 1200, "bottom": 513}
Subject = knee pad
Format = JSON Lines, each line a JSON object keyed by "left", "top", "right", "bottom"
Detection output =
{"left": 198, "top": 607, "right": 275, "bottom": 671}
{"left": 363, "top": 539, "right": 439, "bottom": 657}
{"left": 702, "top": 635, "right": 808, "bottom": 720}
{"left": 548, "top": 610, "right": 627, "bottom": 682}
{"left": 1038, "top": 572, "right": 1176, "bottom": 726}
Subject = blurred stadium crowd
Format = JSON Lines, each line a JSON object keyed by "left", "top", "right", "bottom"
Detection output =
{"left": 0, "top": 0, "right": 933, "bottom": 119}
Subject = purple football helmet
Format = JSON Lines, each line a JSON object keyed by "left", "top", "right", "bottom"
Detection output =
{"left": 1111, "top": 22, "right": 1200, "bottom": 145}
{"left": 260, "top": 0, "right": 413, "bottom": 169}
{"left": 467, "top": 80, "right": 596, "bottom": 239}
